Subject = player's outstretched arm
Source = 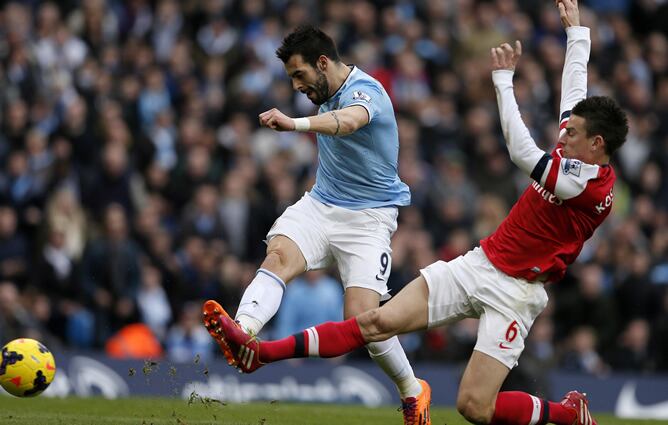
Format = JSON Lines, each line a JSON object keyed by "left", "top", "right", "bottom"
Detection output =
{"left": 492, "top": 40, "right": 602, "bottom": 201}
{"left": 492, "top": 42, "right": 549, "bottom": 178}
{"left": 258, "top": 105, "right": 369, "bottom": 136}
{"left": 558, "top": 0, "right": 591, "bottom": 129}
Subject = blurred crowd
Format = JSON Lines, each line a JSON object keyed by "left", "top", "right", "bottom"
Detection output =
{"left": 0, "top": 0, "right": 667, "bottom": 375}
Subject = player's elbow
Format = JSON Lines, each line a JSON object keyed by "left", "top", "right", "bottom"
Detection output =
{"left": 507, "top": 146, "right": 523, "bottom": 166}
{"left": 507, "top": 152, "right": 519, "bottom": 168}
{"left": 507, "top": 149, "right": 536, "bottom": 176}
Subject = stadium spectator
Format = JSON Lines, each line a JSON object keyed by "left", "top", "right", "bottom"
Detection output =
{"left": 81, "top": 203, "right": 141, "bottom": 346}
{"left": 44, "top": 188, "right": 87, "bottom": 258}
{"left": 553, "top": 263, "right": 618, "bottom": 351}
{"left": 166, "top": 301, "right": 214, "bottom": 363}
{"left": 83, "top": 142, "right": 142, "bottom": 218}
{"left": 560, "top": 326, "right": 609, "bottom": 376}
{"left": 0, "top": 281, "right": 38, "bottom": 343}
{"left": 179, "top": 183, "right": 226, "bottom": 242}
{"left": 136, "top": 263, "right": 172, "bottom": 341}
{"left": 607, "top": 318, "right": 654, "bottom": 372}
{"left": 0, "top": 206, "right": 29, "bottom": 284}
{"left": 29, "top": 223, "right": 93, "bottom": 347}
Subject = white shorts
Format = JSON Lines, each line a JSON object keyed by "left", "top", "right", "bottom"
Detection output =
{"left": 420, "top": 247, "right": 548, "bottom": 369}
{"left": 267, "top": 193, "right": 398, "bottom": 299}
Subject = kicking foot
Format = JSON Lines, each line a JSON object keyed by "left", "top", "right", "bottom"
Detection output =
{"left": 202, "top": 300, "right": 265, "bottom": 373}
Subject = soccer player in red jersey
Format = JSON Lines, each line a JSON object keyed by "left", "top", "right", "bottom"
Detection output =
{"left": 203, "top": 1, "right": 628, "bottom": 424}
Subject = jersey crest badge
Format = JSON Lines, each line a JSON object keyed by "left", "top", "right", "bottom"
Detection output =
{"left": 562, "top": 158, "right": 582, "bottom": 177}
{"left": 352, "top": 91, "right": 371, "bottom": 103}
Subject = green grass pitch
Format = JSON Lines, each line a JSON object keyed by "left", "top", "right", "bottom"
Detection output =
{"left": 0, "top": 396, "right": 666, "bottom": 424}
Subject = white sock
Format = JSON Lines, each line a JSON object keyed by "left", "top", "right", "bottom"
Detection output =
{"left": 366, "top": 337, "right": 422, "bottom": 399}
{"left": 235, "top": 268, "right": 285, "bottom": 334}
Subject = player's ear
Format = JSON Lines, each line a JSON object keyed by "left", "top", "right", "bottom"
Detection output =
{"left": 317, "top": 55, "right": 327, "bottom": 71}
{"left": 591, "top": 135, "right": 605, "bottom": 152}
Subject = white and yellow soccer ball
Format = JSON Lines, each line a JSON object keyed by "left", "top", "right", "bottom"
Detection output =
{"left": 0, "top": 338, "right": 56, "bottom": 397}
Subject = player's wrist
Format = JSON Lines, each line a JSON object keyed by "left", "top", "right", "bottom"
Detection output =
{"left": 566, "top": 26, "right": 589, "bottom": 38}
{"left": 492, "top": 69, "right": 515, "bottom": 82}
{"left": 293, "top": 117, "right": 310, "bottom": 132}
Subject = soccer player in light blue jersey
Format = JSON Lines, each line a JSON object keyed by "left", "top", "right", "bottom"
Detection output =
{"left": 203, "top": 25, "right": 431, "bottom": 424}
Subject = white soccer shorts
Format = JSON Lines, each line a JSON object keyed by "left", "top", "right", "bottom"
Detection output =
{"left": 267, "top": 192, "right": 398, "bottom": 299}
{"left": 420, "top": 247, "right": 548, "bottom": 369}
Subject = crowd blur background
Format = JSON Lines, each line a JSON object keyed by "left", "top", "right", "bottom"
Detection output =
{"left": 0, "top": 0, "right": 667, "bottom": 380}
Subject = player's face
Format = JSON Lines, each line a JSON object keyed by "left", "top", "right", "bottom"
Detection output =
{"left": 284, "top": 54, "right": 330, "bottom": 105}
{"left": 558, "top": 114, "right": 596, "bottom": 162}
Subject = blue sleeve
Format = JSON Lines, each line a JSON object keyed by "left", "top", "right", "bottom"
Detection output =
{"left": 338, "top": 80, "right": 383, "bottom": 123}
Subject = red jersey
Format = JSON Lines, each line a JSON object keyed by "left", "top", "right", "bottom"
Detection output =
{"left": 481, "top": 147, "right": 616, "bottom": 282}
{"left": 487, "top": 26, "right": 612, "bottom": 283}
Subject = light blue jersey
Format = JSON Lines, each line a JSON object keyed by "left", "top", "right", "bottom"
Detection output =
{"left": 309, "top": 66, "right": 411, "bottom": 210}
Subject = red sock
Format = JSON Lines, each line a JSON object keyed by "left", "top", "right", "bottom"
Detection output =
{"left": 258, "top": 334, "right": 296, "bottom": 363}
{"left": 259, "top": 318, "right": 366, "bottom": 363}
{"left": 491, "top": 391, "right": 576, "bottom": 425}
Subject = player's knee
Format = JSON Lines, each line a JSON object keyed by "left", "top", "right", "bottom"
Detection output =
{"left": 359, "top": 308, "right": 396, "bottom": 342}
{"left": 263, "top": 248, "right": 285, "bottom": 269}
{"left": 263, "top": 241, "right": 297, "bottom": 274}
{"left": 456, "top": 392, "right": 494, "bottom": 424}
{"left": 261, "top": 235, "right": 306, "bottom": 274}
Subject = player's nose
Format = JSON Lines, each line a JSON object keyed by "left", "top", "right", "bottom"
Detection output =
{"left": 557, "top": 133, "right": 566, "bottom": 147}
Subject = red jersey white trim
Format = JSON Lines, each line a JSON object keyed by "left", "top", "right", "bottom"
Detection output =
{"left": 481, "top": 148, "right": 616, "bottom": 282}
{"left": 485, "top": 26, "right": 607, "bottom": 283}
{"left": 540, "top": 148, "right": 601, "bottom": 200}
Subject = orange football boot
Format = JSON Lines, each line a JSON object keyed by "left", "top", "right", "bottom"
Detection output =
{"left": 400, "top": 378, "right": 431, "bottom": 425}
{"left": 202, "top": 300, "right": 265, "bottom": 373}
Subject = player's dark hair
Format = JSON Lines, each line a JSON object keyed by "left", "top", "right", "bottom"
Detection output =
{"left": 572, "top": 96, "right": 629, "bottom": 156}
{"left": 276, "top": 25, "right": 340, "bottom": 66}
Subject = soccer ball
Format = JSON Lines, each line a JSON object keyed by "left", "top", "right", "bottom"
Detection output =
{"left": 0, "top": 338, "right": 56, "bottom": 397}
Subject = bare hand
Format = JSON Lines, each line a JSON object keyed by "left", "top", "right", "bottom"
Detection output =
{"left": 556, "top": 0, "right": 580, "bottom": 28}
{"left": 258, "top": 108, "right": 295, "bottom": 131}
{"left": 491, "top": 41, "right": 522, "bottom": 72}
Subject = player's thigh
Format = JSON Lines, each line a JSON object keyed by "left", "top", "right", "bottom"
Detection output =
{"left": 474, "top": 307, "right": 532, "bottom": 370}
{"left": 266, "top": 194, "right": 333, "bottom": 278}
{"left": 471, "top": 267, "right": 548, "bottom": 369}
{"left": 457, "top": 350, "right": 510, "bottom": 421}
{"left": 379, "top": 275, "right": 430, "bottom": 334}
{"left": 419, "top": 258, "right": 479, "bottom": 329}
{"left": 357, "top": 275, "right": 430, "bottom": 342}
{"left": 330, "top": 208, "right": 397, "bottom": 299}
